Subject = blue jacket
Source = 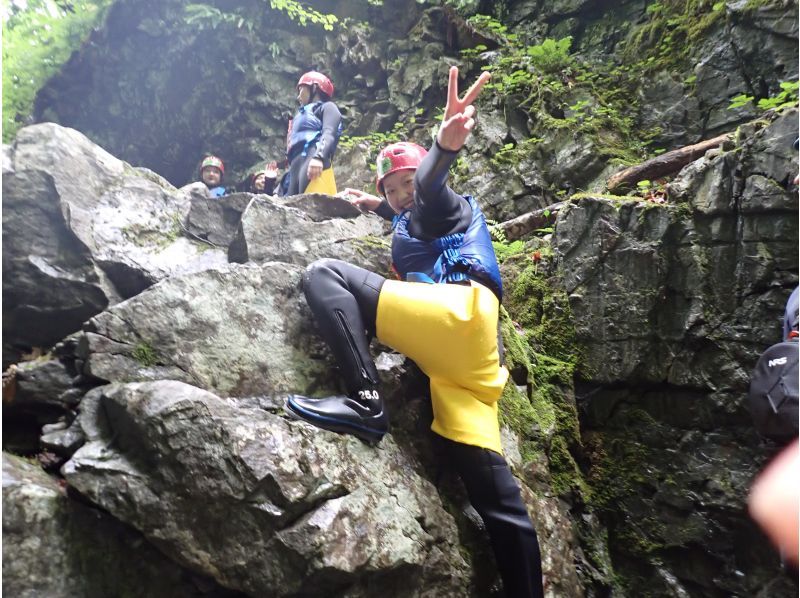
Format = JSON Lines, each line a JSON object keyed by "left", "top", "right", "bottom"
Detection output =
{"left": 392, "top": 195, "right": 503, "bottom": 301}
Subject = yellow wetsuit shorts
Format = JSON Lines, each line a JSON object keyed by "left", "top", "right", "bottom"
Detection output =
{"left": 376, "top": 279, "right": 508, "bottom": 454}
{"left": 305, "top": 167, "right": 337, "bottom": 195}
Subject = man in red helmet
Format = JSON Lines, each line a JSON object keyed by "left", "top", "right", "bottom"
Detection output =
{"left": 197, "top": 155, "right": 228, "bottom": 197}
{"left": 286, "top": 66, "right": 545, "bottom": 598}
{"left": 285, "top": 70, "right": 342, "bottom": 196}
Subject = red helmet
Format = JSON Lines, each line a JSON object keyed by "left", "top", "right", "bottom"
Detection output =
{"left": 297, "top": 71, "right": 334, "bottom": 98}
{"left": 200, "top": 155, "right": 224, "bottom": 176}
{"left": 375, "top": 142, "right": 427, "bottom": 195}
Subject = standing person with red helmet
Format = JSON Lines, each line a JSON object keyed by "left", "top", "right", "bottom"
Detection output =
{"left": 285, "top": 66, "right": 545, "bottom": 598}
{"left": 285, "top": 70, "right": 342, "bottom": 196}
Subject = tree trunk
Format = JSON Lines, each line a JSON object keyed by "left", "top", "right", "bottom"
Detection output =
{"left": 497, "top": 203, "right": 563, "bottom": 241}
{"left": 606, "top": 133, "right": 732, "bottom": 192}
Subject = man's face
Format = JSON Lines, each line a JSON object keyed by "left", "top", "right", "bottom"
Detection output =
{"left": 297, "top": 84, "right": 312, "bottom": 106}
{"left": 202, "top": 166, "right": 222, "bottom": 186}
{"left": 382, "top": 169, "right": 416, "bottom": 213}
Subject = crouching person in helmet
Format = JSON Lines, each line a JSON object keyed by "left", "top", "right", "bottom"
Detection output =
{"left": 245, "top": 161, "right": 281, "bottom": 195}
{"left": 285, "top": 70, "right": 342, "bottom": 196}
{"left": 198, "top": 154, "right": 228, "bottom": 198}
{"left": 286, "top": 66, "right": 545, "bottom": 598}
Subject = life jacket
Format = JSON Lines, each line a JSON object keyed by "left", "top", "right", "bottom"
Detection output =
{"left": 286, "top": 101, "right": 342, "bottom": 162}
{"left": 391, "top": 195, "right": 503, "bottom": 301}
{"left": 748, "top": 286, "right": 799, "bottom": 443}
{"left": 208, "top": 186, "right": 226, "bottom": 198}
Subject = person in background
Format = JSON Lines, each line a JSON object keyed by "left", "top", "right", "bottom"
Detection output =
{"left": 285, "top": 66, "right": 544, "bottom": 598}
{"left": 246, "top": 161, "right": 280, "bottom": 195}
{"left": 285, "top": 71, "right": 342, "bottom": 196}
{"left": 198, "top": 154, "right": 228, "bottom": 198}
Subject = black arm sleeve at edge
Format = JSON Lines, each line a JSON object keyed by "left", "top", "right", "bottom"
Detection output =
{"left": 375, "top": 200, "right": 396, "bottom": 222}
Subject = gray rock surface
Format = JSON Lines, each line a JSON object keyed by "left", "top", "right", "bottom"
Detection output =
{"left": 78, "top": 261, "right": 337, "bottom": 398}
{"left": 229, "top": 195, "right": 389, "bottom": 272}
{"left": 555, "top": 108, "right": 798, "bottom": 596}
{"left": 3, "top": 452, "right": 225, "bottom": 598}
{"left": 62, "top": 380, "right": 473, "bottom": 597}
{"left": 2, "top": 123, "right": 227, "bottom": 362}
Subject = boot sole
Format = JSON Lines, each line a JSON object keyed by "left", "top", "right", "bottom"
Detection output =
{"left": 284, "top": 398, "right": 387, "bottom": 446}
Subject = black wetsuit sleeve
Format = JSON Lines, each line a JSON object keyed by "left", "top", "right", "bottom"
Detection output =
{"left": 312, "top": 102, "right": 342, "bottom": 168}
{"left": 374, "top": 200, "right": 396, "bottom": 221}
{"left": 409, "top": 141, "right": 472, "bottom": 240}
{"left": 264, "top": 177, "right": 277, "bottom": 195}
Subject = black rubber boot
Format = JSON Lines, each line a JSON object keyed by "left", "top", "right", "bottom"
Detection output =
{"left": 285, "top": 390, "right": 388, "bottom": 445}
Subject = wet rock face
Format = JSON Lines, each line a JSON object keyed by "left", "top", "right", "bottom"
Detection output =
{"left": 62, "top": 380, "right": 473, "bottom": 597}
{"left": 3, "top": 452, "right": 229, "bottom": 598}
{"left": 5, "top": 1, "right": 798, "bottom": 595}
{"left": 2, "top": 123, "right": 228, "bottom": 364}
{"left": 77, "top": 261, "right": 338, "bottom": 398}
{"left": 557, "top": 111, "right": 798, "bottom": 596}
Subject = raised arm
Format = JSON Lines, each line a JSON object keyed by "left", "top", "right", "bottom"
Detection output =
{"left": 412, "top": 67, "right": 491, "bottom": 238}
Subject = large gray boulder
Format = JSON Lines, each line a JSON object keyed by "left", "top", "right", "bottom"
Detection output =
{"left": 66, "top": 258, "right": 585, "bottom": 597}
{"left": 62, "top": 380, "right": 473, "bottom": 597}
{"left": 78, "top": 261, "right": 336, "bottom": 398}
{"left": 229, "top": 194, "right": 390, "bottom": 272}
{"left": 3, "top": 452, "right": 215, "bottom": 598}
{"left": 2, "top": 123, "right": 227, "bottom": 363}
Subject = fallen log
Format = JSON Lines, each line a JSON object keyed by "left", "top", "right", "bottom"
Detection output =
{"left": 497, "top": 202, "right": 563, "bottom": 242}
{"left": 606, "top": 133, "right": 732, "bottom": 192}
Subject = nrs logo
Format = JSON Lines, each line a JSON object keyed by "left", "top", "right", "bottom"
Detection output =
{"left": 768, "top": 357, "right": 788, "bottom": 367}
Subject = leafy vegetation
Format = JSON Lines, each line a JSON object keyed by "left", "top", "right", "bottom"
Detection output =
{"left": 2, "top": 0, "right": 113, "bottom": 141}
{"left": 185, "top": 0, "right": 337, "bottom": 33}
{"left": 461, "top": 16, "right": 657, "bottom": 169}
{"left": 728, "top": 79, "right": 799, "bottom": 112}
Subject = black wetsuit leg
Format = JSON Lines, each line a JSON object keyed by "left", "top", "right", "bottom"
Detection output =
{"left": 287, "top": 152, "right": 319, "bottom": 195}
{"left": 301, "top": 259, "right": 385, "bottom": 393}
{"left": 436, "top": 435, "right": 544, "bottom": 598}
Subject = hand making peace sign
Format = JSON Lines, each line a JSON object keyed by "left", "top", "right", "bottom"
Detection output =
{"left": 436, "top": 66, "right": 491, "bottom": 152}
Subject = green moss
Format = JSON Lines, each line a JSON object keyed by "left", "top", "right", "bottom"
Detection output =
{"left": 614, "top": 518, "right": 668, "bottom": 556}
{"left": 499, "top": 307, "right": 534, "bottom": 379}
{"left": 584, "top": 415, "right": 656, "bottom": 511}
{"left": 506, "top": 262, "right": 578, "bottom": 363}
{"left": 499, "top": 382, "right": 553, "bottom": 463}
{"left": 497, "top": 242, "right": 596, "bottom": 502}
{"left": 548, "top": 435, "right": 591, "bottom": 497}
{"left": 131, "top": 342, "right": 158, "bottom": 367}
{"left": 121, "top": 214, "right": 182, "bottom": 249}
{"left": 621, "top": 0, "right": 727, "bottom": 73}
{"left": 351, "top": 235, "right": 390, "bottom": 251}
